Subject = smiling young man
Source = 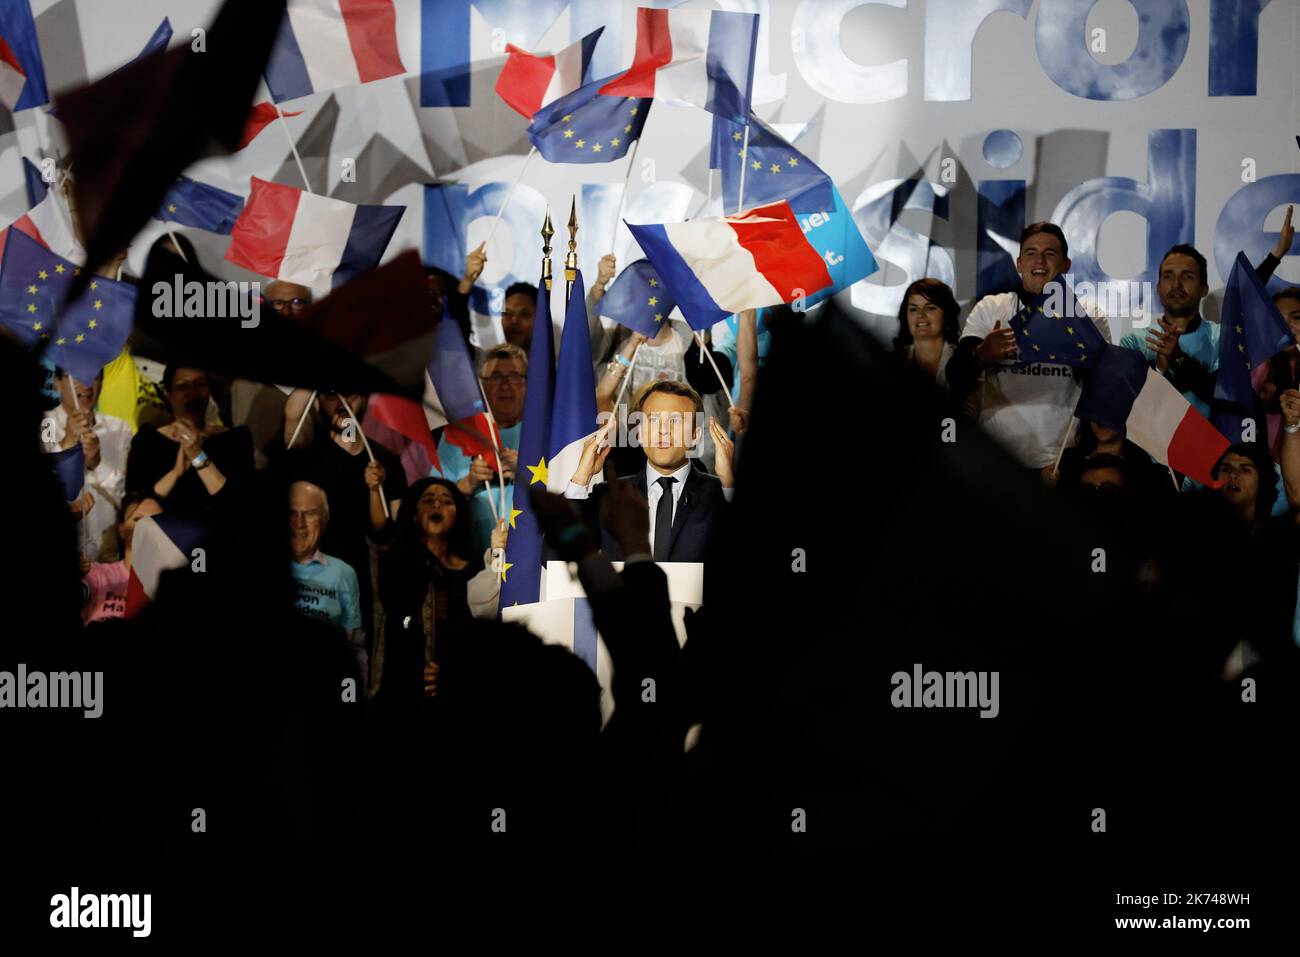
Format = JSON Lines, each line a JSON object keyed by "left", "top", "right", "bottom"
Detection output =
{"left": 564, "top": 380, "right": 734, "bottom": 563}
{"left": 946, "top": 222, "right": 1111, "bottom": 469}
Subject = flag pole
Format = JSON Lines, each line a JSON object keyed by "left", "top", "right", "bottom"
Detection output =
{"left": 336, "top": 393, "right": 389, "bottom": 519}
{"left": 736, "top": 122, "right": 751, "bottom": 215}
{"left": 693, "top": 331, "right": 736, "bottom": 409}
{"left": 475, "top": 378, "right": 506, "bottom": 524}
{"left": 1168, "top": 466, "right": 1181, "bottom": 491}
{"left": 613, "top": 138, "right": 640, "bottom": 239}
{"left": 484, "top": 147, "right": 537, "bottom": 251}
{"left": 564, "top": 194, "right": 579, "bottom": 305}
{"left": 287, "top": 391, "right": 317, "bottom": 449}
{"left": 67, "top": 376, "right": 89, "bottom": 558}
{"left": 269, "top": 92, "right": 312, "bottom": 193}
{"left": 1051, "top": 417, "right": 1077, "bottom": 477}
{"left": 611, "top": 341, "right": 644, "bottom": 410}
{"left": 163, "top": 223, "right": 189, "bottom": 262}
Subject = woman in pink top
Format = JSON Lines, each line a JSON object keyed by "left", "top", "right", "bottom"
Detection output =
{"left": 81, "top": 492, "right": 163, "bottom": 625}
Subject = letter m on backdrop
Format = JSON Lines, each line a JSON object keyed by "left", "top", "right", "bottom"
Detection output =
{"left": 420, "top": 0, "right": 619, "bottom": 107}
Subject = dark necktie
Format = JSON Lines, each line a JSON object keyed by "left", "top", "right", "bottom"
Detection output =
{"left": 652, "top": 475, "right": 678, "bottom": 561}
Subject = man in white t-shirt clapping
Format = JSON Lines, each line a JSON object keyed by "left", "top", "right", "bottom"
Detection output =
{"left": 945, "top": 222, "right": 1110, "bottom": 470}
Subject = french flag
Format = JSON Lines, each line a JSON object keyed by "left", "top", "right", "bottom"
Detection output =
{"left": 600, "top": 5, "right": 758, "bottom": 123}
{"left": 0, "top": 164, "right": 85, "bottom": 266}
{"left": 124, "top": 514, "right": 206, "bottom": 619}
{"left": 626, "top": 200, "right": 832, "bottom": 330}
{"left": 224, "top": 177, "right": 404, "bottom": 294}
{"left": 264, "top": 0, "right": 405, "bottom": 104}
{"left": 0, "top": 35, "right": 26, "bottom": 112}
{"left": 236, "top": 102, "right": 303, "bottom": 150}
{"left": 0, "top": 1, "right": 48, "bottom": 111}
{"left": 495, "top": 27, "right": 603, "bottom": 119}
{"left": 1076, "top": 345, "right": 1230, "bottom": 488}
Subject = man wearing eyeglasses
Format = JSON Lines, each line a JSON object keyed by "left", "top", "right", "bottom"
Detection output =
{"left": 435, "top": 344, "right": 528, "bottom": 554}
{"left": 263, "top": 279, "right": 313, "bottom": 316}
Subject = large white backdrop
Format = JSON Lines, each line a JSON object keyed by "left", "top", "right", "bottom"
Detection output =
{"left": 3, "top": 0, "right": 1298, "bottom": 347}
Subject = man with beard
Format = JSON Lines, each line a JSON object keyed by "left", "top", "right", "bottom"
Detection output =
{"left": 282, "top": 391, "right": 407, "bottom": 643}
{"left": 1119, "top": 244, "right": 1218, "bottom": 413}
{"left": 946, "top": 222, "right": 1111, "bottom": 469}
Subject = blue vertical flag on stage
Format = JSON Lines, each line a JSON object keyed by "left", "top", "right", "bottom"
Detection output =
{"left": 527, "top": 73, "right": 650, "bottom": 165}
{"left": 1213, "top": 250, "right": 1297, "bottom": 439}
{"left": 0, "top": 228, "right": 136, "bottom": 382}
{"left": 155, "top": 175, "right": 245, "bottom": 234}
{"left": 600, "top": 258, "right": 676, "bottom": 337}
{"left": 500, "top": 276, "right": 555, "bottom": 607}
{"left": 547, "top": 268, "right": 599, "bottom": 494}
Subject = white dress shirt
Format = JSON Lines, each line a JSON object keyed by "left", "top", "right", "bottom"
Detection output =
{"left": 565, "top": 460, "right": 734, "bottom": 553}
{"left": 41, "top": 405, "right": 132, "bottom": 561}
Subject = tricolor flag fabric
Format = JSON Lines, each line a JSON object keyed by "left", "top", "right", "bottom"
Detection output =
{"left": 425, "top": 300, "right": 486, "bottom": 425}
{"left": 22, "top": 156, "right": 46, "bottom": 208}
{"left": 225, "top": 177, "right": 404, "bottom": 293}
{"left": 627, "top": 200, "right": 833, "bottom": 330}
{"left": 236, "top": 102, "right": 302, "bottom": 150}
{"left": 155, "top": 176, "right": 245, "bottom": 235}
{"left": 600, "top": 5, "right": 758, "bottom": 124}
{"left": 527, "top": 72, "right": 650, "bottom": 165}
{"left": 444, "top": 413, "right": 502, "bottom": 472}
{"left": 546, "top": 269, "right": 600, "bottom": 494}
{"left": 264, "top": 0, "right": 405, "bottom": 104}
{"left": 1007, "top": 279, "right": 1109, "bottom": 369}
{"left": 50, "top": 443, "right": 84, "bottom": 504}
{"left": 495, "top": 27, "right": 604, "bottom": 119}
{"left": 124, "top": 513, "right": 207, "bottom": 619}
{"left": 708, "top": 112, "right": 877, "bottom": 307}
{"left": 0, "top": 166, "right": 85, "bottom": 266}
{"left": 1075, "top": 344, "right": 1230, "bottom": 488}
{"left": 1212, "top": 251, "right": 1296, "bottom": 441}
{"left": 368, "top": 393, "right": 442, "bottom": 474}
{"left": 0, "top": 1, "right": 48, "bottom": 111}
{"left": 0, "top": 228, "right": 135, "bottom": 382}
{"left": 500, "top": 275, "right": 556, "bottom": 608}
{"left": 600, "top": 258, "right": 677, "bottom": 337}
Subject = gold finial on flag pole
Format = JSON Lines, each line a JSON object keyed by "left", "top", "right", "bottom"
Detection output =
{"left": 541, "top": 206, "right": 554, "bottom": 292}
{"left": 565, "top": 194, "right": 579, "bottom": 303}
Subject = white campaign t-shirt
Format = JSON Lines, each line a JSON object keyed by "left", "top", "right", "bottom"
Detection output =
{"left": 961, "top": 291, "right": 1111, "bottom": 468}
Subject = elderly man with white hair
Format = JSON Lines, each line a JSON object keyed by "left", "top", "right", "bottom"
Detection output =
{"left": 289, "top": 480, "right": 367, "bottom": 684}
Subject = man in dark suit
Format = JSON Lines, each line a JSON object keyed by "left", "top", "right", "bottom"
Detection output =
{"left": 563, "top": 380, "right": 734, "bottom": 563}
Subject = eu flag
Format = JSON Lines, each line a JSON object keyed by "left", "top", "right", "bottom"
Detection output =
{"left": 527, "top": 73, "right": 650, "bottom": 165}
{"left": 600, "top": 258, "right": 676, "bottom": 337}
{"left": 500, "top": 274, "right": 555, "bottom": 608}
{"left": 1213, "top": 250, "right": 1296, "bottom": 439}
{"left": 155, "top": 175, "right": 245, "bottom": 235}
{"left": 1006, "top": 278, "right": 1108, "bottom": 369}
{"left": 710, "top": 112, "right": 833, "bottom": 215}
{"left": 0, "top": 228, "right": 136, "bottom": 382}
